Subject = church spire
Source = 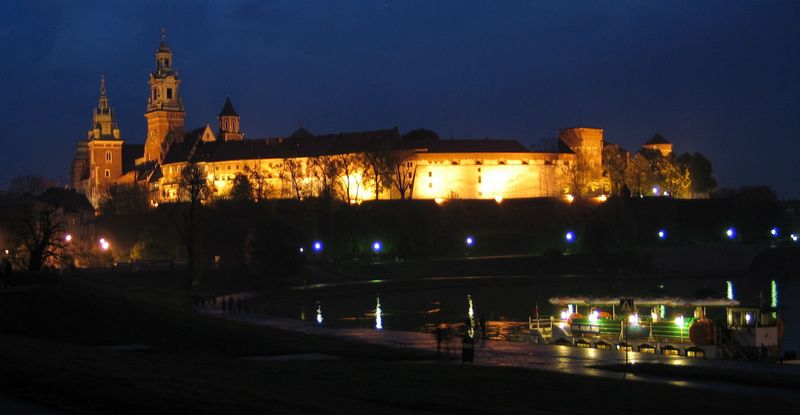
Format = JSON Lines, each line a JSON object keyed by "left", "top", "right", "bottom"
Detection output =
{"left": 144, "top": 29, "right": 185, "bottom": 162}
{"left": 88, "top": 74, "right": 120, "bottom": 140}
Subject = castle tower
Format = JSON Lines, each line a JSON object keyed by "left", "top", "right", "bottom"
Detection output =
{"left": 217, "top": 97, "right": 243, "bottom": 141}
{"left": 642, "top": 133, "right": 673, "bottom": 156}
{"left": 86, "top": 75, "right": 124, "bottom": 207}
{"left": 558, "top": 127, "right": 604, "bottom": 195}
{"left": 144, "top": 29, "right": 185, "bottom": 162}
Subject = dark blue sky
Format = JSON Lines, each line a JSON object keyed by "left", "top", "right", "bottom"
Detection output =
{"left": 2, "top": 1, "right": 798, "bottom": 197}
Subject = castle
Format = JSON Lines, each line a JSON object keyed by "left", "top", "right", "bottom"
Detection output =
{"left": 71, "top": 34, "right": 673, "bottom": 208}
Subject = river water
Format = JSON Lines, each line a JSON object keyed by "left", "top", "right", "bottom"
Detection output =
{"left": 258, "top": 273, "right": 799, "bottom": 353}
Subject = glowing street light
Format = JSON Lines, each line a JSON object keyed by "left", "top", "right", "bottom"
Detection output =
{"left": 312, "top": 241, "right": 323, "bottom": 253}
{"left": 299, "top": 247, "right": 304, "bottom": 253}
{"left": 372, "top": 241, "right": 382, "bottom": 253}
{"left": 99, "top": 238, "right": 110, "bottom": 251}
{"left": 770, "top": 227, "right": 779, "bottom": 237}
{"left": 674, "top": 315, "right": 685, "bottom": 327}
{"left": 725, "top": 227, "right": 736, "bottom": 239}
{"left": 628, "top": 313, "right": 639, "bottom": 326}
{"left": 465, "top": 236, "right": 474, "bottom": 247}
{"left": 792, "top": 234, "right": 799, "bottom": 242}
{"left": 64, "top": 233, "right": 73, "bottom": 242}
{"left": 657, "top": 229, "right": 667, "bottom": 240}
{"left": 565, "top": 231, "right": 575, "bottom": 243}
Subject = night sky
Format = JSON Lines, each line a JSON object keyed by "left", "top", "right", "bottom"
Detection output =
{"left": 1, "top": 1, "right": 798, "bottom": 197}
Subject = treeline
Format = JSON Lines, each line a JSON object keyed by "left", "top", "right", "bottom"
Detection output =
{"left": 95, "top": 187, "right": 791, "bottom": 282}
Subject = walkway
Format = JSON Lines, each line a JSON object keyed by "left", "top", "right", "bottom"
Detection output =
{"left": 203, "top": 310, "right": 800, "bottom": 399}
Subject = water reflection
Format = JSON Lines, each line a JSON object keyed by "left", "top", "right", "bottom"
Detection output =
{"left": 726, "top": 280, "right": 735, "bottom": 300}
{"left": 467, "top": 294, "right": 475, "bottom": 338}
{"left": 316, "top": 302, "right": 323, "bottom": 325}
{"left": 375, "top": 296, "right": 383, "bottom": 330}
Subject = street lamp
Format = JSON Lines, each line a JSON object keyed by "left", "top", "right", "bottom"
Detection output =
{"left": 372, "top": 241, "right": 382, "bottom": 253}
{"left": 565, "top": 231, "right": 575, "bottom": 243}
{"left": 465, "top": 236, "right": 474, "bottom": 247}
{"left": 312, "top": 241, "right": 323, "bottom": 253}
{"left": 658, "top": 229, "right": 667, "bottom": 240}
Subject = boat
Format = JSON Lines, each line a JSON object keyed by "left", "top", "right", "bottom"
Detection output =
{"left": 528, "top": 296, "right": 782, "bottom": 360}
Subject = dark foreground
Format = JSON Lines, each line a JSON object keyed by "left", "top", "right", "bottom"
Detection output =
{"left": 0, "top": 272, "right": 797, "bottom": 414}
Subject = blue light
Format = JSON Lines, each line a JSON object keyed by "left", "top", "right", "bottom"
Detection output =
{"left": 725, "top": 227, "right": 736, "bottom": 239}
{"left": 466, "top": 236, "right": 474, "bottom": 246}
{"left": 565, "top": 231, "right": 575, "bottom": 243}
{"left": 658, "top": 229, "right": 667, "bottom": 240}
{"left": 372, "top": 241, "right": 382, "bottom": 253}
{"left": 770, "top": 227, "right": 779, "bottom": 237}
{"left": 313, "top": 241, "right": 323, "bottom": 252}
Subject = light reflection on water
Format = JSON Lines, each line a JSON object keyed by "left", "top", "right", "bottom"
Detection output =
{"left": 266, "top": 274, "right": 798, "bottom": 351}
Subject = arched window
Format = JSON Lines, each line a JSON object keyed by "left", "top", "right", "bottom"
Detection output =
{"left": 105, "top": 151, "right": 112, "bottom": 162}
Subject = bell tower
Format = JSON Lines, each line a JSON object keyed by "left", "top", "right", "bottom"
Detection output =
{"left": 85, "top": 75, "right": 124, "bottom": 207}
{"left": 144, "top": 29, "right": 185, "bottom": 163}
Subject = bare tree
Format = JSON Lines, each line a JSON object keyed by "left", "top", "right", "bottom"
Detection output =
{"left": 281, "top": 158, "right": 308, "bottom": 200}
{"left": 332, "top": 153, "right": 366, "bottom": 203}
{"left": 363, "top": 139, "right": 394, "bottom": 200}
{"left": 309, "top": 155, "right": 342, "bottom": 201}
{"left": 625, "top": 153, "right": 653, "bottom": 197}
{"left": 13, "top": 202, "right": 66, "bottom": 271}
{"left": 175, "top": 160, "right": 210, "bottom": 289}
{"left": 561, "top": 156, "right": 598, "bottom": 198}
{"left": 390, "top": 150, "right": 417, "bottom": 200}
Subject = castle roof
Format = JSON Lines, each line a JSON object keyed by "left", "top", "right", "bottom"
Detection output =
{"left": 645, "top": 133, "right": 671, "bottom": 145}
{"left": 162, "top": 127, "right": 402, "bottom": 164}
{"left": 38, "top": 188, "right": 94, "bottom": 214}
{"left": 218, "top": 97, "right": 238, "bottom": 117}
{"left": 405, "top": 138, "right": 531, "bottom": 154}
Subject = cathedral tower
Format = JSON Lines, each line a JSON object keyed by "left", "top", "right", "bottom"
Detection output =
{"left": 85, "top": 75, "right": 124, "bottom": 207}
{"left": 144, "top": 29, "right": 185, "bottom": 163}
{"left": 217, "top": 97, "right": 243, "bottom": 141}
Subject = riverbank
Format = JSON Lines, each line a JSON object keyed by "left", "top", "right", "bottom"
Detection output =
{"left": 1, "top": 271, "right": 798, "bottom": 413}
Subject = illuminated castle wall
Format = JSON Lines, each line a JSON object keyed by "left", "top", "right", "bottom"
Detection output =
{"left": 72, "top": 34, "right": 602, "bottom": 206}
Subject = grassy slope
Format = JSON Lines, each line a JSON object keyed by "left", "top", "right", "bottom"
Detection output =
{"left": 0, "top": 273, "right": 797, "bottom": 414}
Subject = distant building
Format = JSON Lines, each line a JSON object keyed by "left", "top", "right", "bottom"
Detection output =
{"left": 70, "top": 33, "right": 680, "bottom": 206}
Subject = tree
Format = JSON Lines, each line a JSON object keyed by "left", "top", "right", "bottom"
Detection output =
{"left": 281, "top": 158, "right": 309, "bottom": 200}
{"left": 12, "top": 202, "right": 66, "bottom": 271}
{"left": 363, "top": 139, "right": 394, "bottom": 200}
{"left": 244, "top": 165, "right": 273, "bottom": 201}
{"left": 8, "top": 175, "right": 55, "bottom": 196}
{"left": 390, "top": 150, "right": 417, "bottom": 200}
{"left": 100, "top": 184, "right": 149, "bottom": 215}
{"left": 678, "top": 152, "right": 717, "bottom": 197}
{"left": 602, "top": 145, "right": 628, "bottom": 196}
{"left": 625, "top": 153, "right": 653, "bottom": 197}
{"left": 309, "top": 155, "right": 342, "bottom": 201}
{"left": 658, "top": 156, "right": 691, "bottom": 198}
{"left": 332, "top": 153, "right": 366, "bottom": 203}
{"left": 229, "top": 173, "right": 254, "bottom": 202}
{"left": 561, "top": 156, "right": 599, "bottom": 198}
{"left": 175, "top": 160, "right": 211, "bottom": 289}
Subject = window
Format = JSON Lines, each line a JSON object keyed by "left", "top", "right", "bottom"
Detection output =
{"left": 104, "top": 169, "right": 111, "bottom": 178}
{"left": 408, "top": 172, "right": 412, "bottom": 178}
{"left": 478, "top": 176, "right": 482, "bottom": 184}
{"left": 166, "top": 88, "right": 173, "bottom": 99}
{"left": 105, "top": 151, "right": 112, "bottom": 162}
{"left": 165, "top": 58, "right": 170, "bottom": 67}
{"left": 428, "top": 172, "right": 432, "bottom": 177}
{"left": 406, "top": 162, "right": 412, "bottom": 168}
